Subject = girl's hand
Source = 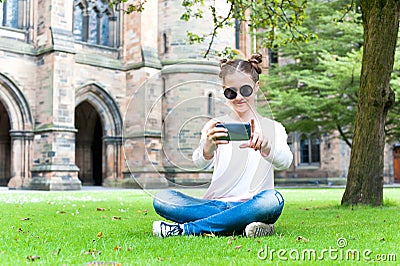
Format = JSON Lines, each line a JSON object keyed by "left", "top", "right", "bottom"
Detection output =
{"left": 203, "top": 120, "right": 229, "bottom": 159}
{"left": 240, "top": 118, "right": 271, "bottom": 157}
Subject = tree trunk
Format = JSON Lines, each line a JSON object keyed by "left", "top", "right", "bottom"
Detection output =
{"left": 341, "top": 0, "right": 399, "bottom": 206}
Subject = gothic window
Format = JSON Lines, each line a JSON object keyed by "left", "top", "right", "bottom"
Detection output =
{"left": 311, "top": 137, "right": 321, "bottom": 163}
{"left": 268, "top": 48, "right": 278, "bottom": 67}
{"left": 300, "top": 134, "right": 320, "bottom": 164}
{"left": 100, "top": 12, "right": 109, "bottom": 46}
{"left": 73, "top": 0, "right": 118, "bottom": 47}
{"left": 300, "top": 135, "right": 309, "bottom": 164}
{"left": 162, "top": 33, "right": 168, "bottom": 54}
{"left": 73, "top": 3, "right": 84, "bottom": 41}
{"left": 235, "top": 19, "right": 240, "bottom": 50}
{"left": 0, "top": 0, "right": 19, "bottom": 29}
{"left": 207, "top": 93, "right": 214, "bottom": 116}
{"left": 88, "top": 7, "right": 99, "bottom": 44}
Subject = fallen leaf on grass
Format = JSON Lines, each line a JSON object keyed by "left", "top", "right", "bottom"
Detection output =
{"left": 137, "top": 209, "right": 148, "bottom": 215}
{"left": 202, "top": 232, "right": 215, "bottom": 237}
{"left": 51, "top": 248, "right": 61, "bottom": 256}
{"left": 296, "top": 236, "right": 308, "bottom": 243}
{"left": 97, "top": 208, "right": 106, "bottom": 211}
{"left": 56, "top": 211, "right": 66, "bottom": 214}
{"left": 20, "top": 217, "right": 30, "bottom": 221}
{"left": 83, "top": 249, "right": 101, "bottom": 256}
{"left": 97, "top": 232, "right": 103, "bottom": 238}
{"left": 26, "top": 255, "right": 40, "bottom": 261}
{"left": 111, "top": 216, "right": 121, "bottom": 220}
{"left": 113, "top": 245, "right": 122, "bottom": 251}
{"left": 234, "top": 245, "right": 242, "bottom": 249}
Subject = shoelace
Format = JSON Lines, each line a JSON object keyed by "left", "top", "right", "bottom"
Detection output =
{"left": 254, "top": 227, "right": 268, "bottom": 237}
{"left": 253, "top": 225, "right": 273, "bottom": 237}
{"left": 161, "top": 222, "right": 183, "bottom": 237}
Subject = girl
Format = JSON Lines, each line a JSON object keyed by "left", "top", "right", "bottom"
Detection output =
{"left": 152, "top": 54, "right": 293, "bottom": 237}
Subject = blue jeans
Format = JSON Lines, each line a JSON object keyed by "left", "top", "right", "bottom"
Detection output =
{"left": 153, "top": 189, "right": 284, "bottom": 235}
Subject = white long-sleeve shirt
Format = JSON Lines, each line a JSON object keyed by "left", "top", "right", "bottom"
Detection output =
{"left": 192, "top": 115, "right": 293, "bottom": 202}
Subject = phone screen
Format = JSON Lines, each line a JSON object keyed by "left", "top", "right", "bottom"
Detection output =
{"left": 215, "top": 122, "right": 251, "bottom": 141}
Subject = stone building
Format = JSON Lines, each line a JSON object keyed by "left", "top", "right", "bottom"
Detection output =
{"left": 0, "top": 0, "right": 398, "bottom": 190}
{"left": 0, "top": 0, "right": 248, "bottom": 190}
{"left": 277, "top": 132, "right": 398, "bottom": 185}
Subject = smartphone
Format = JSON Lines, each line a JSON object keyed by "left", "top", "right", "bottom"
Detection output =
{"left": 215, "top": 122, "right": 251, "bottom": 141}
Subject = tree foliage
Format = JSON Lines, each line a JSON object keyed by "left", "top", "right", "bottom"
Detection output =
{"left": 264, "top": 0, "right": 399, "bottom": 147}
{"left": 264, "top": 0, "right": 363, "bottom": 147}
{"left": 180, "top": 0, "right": 315, "bottom": 57}
{"left": 109, "top": 0, "right": 147, "bottom": 13}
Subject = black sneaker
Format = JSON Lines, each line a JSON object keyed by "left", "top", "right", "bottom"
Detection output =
{"left": 152, "top": 221, "right": 184, "bottom": 238}
{"left": 245, "top": 222, "right": 274, "bottom": 237}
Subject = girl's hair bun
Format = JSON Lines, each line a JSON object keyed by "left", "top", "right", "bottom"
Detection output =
{"left": 248, "top": 53, "right": 262, "bottom": 74}
{"left": 219, "top": 58, "right": 229, "bottom": 67}
{"left": 219, "top": 53, "right": 263, "bottom": 81}
{"left": 248, "top": 53, "right": 263, "bottom": 65}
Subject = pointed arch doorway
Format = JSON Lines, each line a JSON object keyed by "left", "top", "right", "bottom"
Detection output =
{"left": 0, "top": 101, "right": 11, "bottom": 186}
{"left": 75, "top": 83, "right": 123, "bottom": 187}
{"left": 75, "top": 101, "right": 103, "bottom": 186}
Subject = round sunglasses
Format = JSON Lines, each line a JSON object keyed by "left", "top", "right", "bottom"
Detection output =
{"left": 224, "top": 85, "right": 254, "bottom": 100}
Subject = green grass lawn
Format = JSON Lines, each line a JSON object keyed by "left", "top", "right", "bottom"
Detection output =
{"left": 0, "top": 188, "right": 399, "bottom": 265}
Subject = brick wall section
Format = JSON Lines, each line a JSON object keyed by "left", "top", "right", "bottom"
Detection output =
{"left": 36, "top": 0, "right": 52, "bottom": 49}
{"left": 0, "top": 51, "right": 37, "bottom": 119}
{"left": 161, "top": 65, "right": 231, "bottom": 172}
{"left": 51, "top": 0, "right": 72, "bottom": 29}
{"left": 120, "top": 4, "right": 143, "bottom": 65}
{"left": 35, "top": 53, "right": 54, "bottom": 127}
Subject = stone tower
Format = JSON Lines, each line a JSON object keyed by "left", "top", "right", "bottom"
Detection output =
{"left": 124, "top": 0, "right": 251, "bottom": 188}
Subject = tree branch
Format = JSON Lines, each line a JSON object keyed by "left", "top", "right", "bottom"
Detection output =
{"left": 337, "top": 124, "right": 352, "bottom": 148}
{"left": 203, "top": 2, "right": 234, "bottom": 58}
